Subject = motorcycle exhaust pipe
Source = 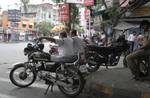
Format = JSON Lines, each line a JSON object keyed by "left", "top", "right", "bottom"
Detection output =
{"left": 46, "top": 75, "right": 72, "bottom": 87}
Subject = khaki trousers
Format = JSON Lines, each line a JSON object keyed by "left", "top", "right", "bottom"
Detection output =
{"left": 126, "top": 49, "right": 150, "bottom": 76}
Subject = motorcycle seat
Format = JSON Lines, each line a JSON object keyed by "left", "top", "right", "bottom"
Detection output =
{"left": 51, "top": 55, "right": 78, "bottom": 63}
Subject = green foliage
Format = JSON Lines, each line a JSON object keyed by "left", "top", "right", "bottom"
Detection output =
{"left": 36, "top": 22, "right": 53, "bottom": 36}
{"left": 70, "top": 4, "right": 79, "bottom": 29}
{"left": 52, "top": 0, "right": 60, "bottom": 3}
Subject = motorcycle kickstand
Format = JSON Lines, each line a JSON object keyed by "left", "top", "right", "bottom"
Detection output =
{"left": 106, "top": 66, "right": 109, "bottom": 69}
{"left": 44, "top": 84, "right": 51, "bottom": 95}
{"left": 50, "top": 84, "right": 54, "bottom": 92}
{"left": 44, "top": 84, "right": 54, "bottom": 95}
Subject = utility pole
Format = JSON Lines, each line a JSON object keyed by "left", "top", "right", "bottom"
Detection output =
{"left": 88, "top": 10, "right": 91, "bottom": 37}
{"left": 20, "top": 0, "right": 29, "bottom": 15}
{"left": 68, "top": 3, "right": 71, "bottom": 32}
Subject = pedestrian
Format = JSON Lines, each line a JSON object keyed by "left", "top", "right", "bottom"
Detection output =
{"left": 100, "top": 32, "right": 106, "bottom": 46}
{"left": 135, "top": 33, "right": 144, "bottom": 49}
{"left": 127, "top": 31, "right": 136, "bottom": 52}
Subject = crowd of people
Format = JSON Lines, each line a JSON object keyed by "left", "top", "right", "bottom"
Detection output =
{"left": 82, "top": 32, "right": 107, "bottom": 46}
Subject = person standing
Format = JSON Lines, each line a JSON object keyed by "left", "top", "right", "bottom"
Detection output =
{"left": 127, "top": 31, "right": 136, "bottom": 52}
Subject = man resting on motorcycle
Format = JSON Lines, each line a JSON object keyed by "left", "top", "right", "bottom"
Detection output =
{"left": 126, "top": 20, "right": 150, "bottom": 80}
{"left": 36, "top": 31, "right": 77, "bottom": 63}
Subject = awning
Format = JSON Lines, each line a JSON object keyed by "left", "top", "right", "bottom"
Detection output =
{"left": 122, "top": 16, "right": 150, "bottom": 22}
{"left": 114, "top": 22, "right": 138, "bottom": 30}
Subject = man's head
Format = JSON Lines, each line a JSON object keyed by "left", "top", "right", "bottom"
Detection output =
{"left": 132, "top": 31, "right": 136, "bottom": 35}
{"left": 140, "top": 20, "right": 150, "bottom": 31}
{"left": 71, "top": 30, "right": 77, "bottom": 37}
{"left": 59, "top": 31, "right": 67, "bottom": 39}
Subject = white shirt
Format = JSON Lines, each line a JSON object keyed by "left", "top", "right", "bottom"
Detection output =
{"left": 72, "top": 36, "right": 86, "bottom": 54}
{"left": 127, "top": 34, "right": 135, "bottom": 42}
{"left": 55, "top": 37, "right": 74, "bottom": 56}
{"left": 101, "top": 34, "right": 106, "bottom": 39}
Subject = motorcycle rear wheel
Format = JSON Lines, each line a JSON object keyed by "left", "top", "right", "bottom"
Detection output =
{"left": 58, "top": 66, "right": 85, "bottom": 97}
{"left": 9, "top": 63, "right": 37, "bottom": 88}
{"left": 86, "top": 52, "right": 100, "bottom": 72}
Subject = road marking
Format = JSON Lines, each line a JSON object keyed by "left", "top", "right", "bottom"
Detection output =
{"left": 0, "top": 93, "right": 18, "bottom": 98}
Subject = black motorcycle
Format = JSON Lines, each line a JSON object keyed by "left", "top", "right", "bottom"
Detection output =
{"left": 85, "top": 35, "right": 129, "bottom": 72}
{"left": 9, "top": 39, "right": 84, "bottom": 97}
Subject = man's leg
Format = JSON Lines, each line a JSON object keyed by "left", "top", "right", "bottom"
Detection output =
{"left": 126, "top": 49, "right": 148, "bottom": 78}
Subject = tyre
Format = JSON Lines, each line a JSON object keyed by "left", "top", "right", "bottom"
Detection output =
{"left": 123, "top": 50, "right": 130, "bottom": 68}
{"left": 9, "top": 63, "right": 37, "bottom": 88}
{"left": 123, "top": 56, "right": 128, "bottom": 68}
{"left": 58, "top": 67, "right": 85, "bottom": 97}
{"left": 86, "top": 52, "right": 100, "bottom": 72}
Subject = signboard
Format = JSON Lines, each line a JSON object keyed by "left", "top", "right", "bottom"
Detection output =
{"left": 84, "top": 0, "right": 94, "bottom": 6}
{"left": 133, "top": 7, "right": 150, "bottom": 16}
{"left": 66, "top": 0, "right": 84, "bottom": 4}
{"left": 120, "top": 0, "right": 129, "bottom": 7}
{"left": 59, "top": 4, "right": 69, "bottom": 22}
{"left": 8, "top": 10, "right": 21, "bottom": 22}
{"left": 84, "top": 9, "right": 90, "bottom": 19}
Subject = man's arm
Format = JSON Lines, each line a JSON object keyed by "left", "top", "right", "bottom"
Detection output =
{"left": 39, "top": 37, "right": 56, "bottom": 43}
{"left": 139, "top": 42, "right": 150, "bottom": 50}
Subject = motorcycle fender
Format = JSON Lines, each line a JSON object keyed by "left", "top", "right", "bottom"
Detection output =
{"left": 11, "top": 62, "right": 25, "bottom": 68}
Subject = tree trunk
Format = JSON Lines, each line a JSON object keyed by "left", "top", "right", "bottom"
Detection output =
{"left": 67, "top": 3, "right": 72, "bottom": 32}
{"left": 101, "top": 0, "right": 108, "bottom": 9}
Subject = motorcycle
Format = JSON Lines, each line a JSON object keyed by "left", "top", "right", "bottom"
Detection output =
{"left": 85, "top": 35, "right": 130, "bottom": 72}
{"left": 49, "top": 44, "right": 59, "bottom": 55}
{"left": 9, "top": 39, "right": 85, "bottom": 97}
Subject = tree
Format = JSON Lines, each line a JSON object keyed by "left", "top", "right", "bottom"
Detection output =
{"left": 94, "top": 0, "right": 150, "bottom": 27}
{"left": 20, "top": 0, "right": 29, "bottom": 13}
{"left": 70, "top": 4, "right": 79, "bottom": 29}
{"left": 93, "top": 0, "right": 150, "bottom": 46}
{"left": 36, "top": 22, "right": 53, "bottom": 36}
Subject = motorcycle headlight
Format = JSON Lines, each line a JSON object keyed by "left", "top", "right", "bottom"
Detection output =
{"left": 24, "top": 48, "right": 28, "bottom": 56}
{"left": 24, "top": 43, "right": 34, "bottom": 56}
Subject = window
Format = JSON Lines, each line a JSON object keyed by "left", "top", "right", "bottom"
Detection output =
{"left": 29, "top": 25, "right": 33, "bottom": 28}
{"left": 22, "top": 24, "right": 26, "bottom": 28}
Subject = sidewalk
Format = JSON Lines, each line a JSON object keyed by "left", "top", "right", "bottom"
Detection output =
{"left": 81, "top": 68, "right": 150, "bottom": 98}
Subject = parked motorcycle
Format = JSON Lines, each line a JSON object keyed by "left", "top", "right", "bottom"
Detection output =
{"left": 49, "top": 44, "right": 59, "bottom": 55}
{"left": 9, "top": 39, "right": 85, "bottom": 97}
{"left": 85, "top": 35, "right": 129, "bottom": 72}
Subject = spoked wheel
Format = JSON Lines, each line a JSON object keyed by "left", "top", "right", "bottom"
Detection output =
{"left": 9, "top": 63, "right": 37, "bottom": 88}
{"left": 86, "top": 52, "right": 100, "bottom": 72}
{"left": 123, "top": 50, "right": 130, "bottom": 68}
{"left": 57, "top": 66, "right": 85, "bottom": 97}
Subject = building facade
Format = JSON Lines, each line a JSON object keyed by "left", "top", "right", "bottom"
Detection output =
{"left": 21, "top": 3, "right": 53, "bottom": 23}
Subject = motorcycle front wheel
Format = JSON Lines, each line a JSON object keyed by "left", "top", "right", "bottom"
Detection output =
{"left": 58, "top": 66, "right": 85, "bottom": 97}
{"left": 9, "top": 63, "right": 37, "bottom": 88}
